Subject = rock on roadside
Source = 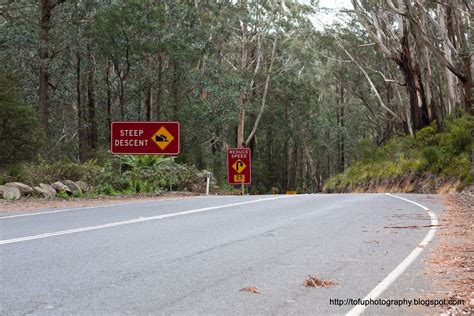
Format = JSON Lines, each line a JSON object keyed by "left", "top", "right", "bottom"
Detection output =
{"left": 75, "top": 181, "right": 90, "bottom": 193}
{"left": 51, "top": 181, "right": 72, "bottom": 195}
{"left": 0, "top": 185, "right": 21, "bottom": 200}
{"left": 4, "top": 182, "right": 34, "bottom": 196}
{"left": 34, "top": 183, "right": 57, "bottom": 198}
{"left": 63, "top": 180, "right": 82, "bottom": 195}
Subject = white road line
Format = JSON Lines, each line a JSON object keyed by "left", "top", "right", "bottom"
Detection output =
{"left": 0, "top": 195, "right": 295, "bottom": 245}
{"left": 0, "top": 195, "right": 218, "bottom": 220}
{"left": 346, "top": 193, "right": 439, "bottom": 316}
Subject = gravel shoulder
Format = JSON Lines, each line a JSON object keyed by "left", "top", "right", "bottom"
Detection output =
{"left": 0, "top": 192, "right": 203, "bottom": 214}
{"left": 424, "top": 187, "right": 473, "bottom": 314}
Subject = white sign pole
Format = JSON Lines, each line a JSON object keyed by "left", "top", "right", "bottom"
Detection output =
{"left": 206, "top": 172, "right": 211, "bottom": 195}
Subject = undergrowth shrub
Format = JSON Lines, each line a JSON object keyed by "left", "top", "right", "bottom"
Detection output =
{"left": 0, "top": 153, "right": 204, "bottom": 195}
{"left": 324, "top": 115, "right": 473, "bottom": 192}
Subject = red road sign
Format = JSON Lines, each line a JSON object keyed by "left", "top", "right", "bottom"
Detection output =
{"left": 111, "top": 121, "right": 180, "bottom": 155}
{"left": 227, "top": 148, "right": 251, "bottom": 185}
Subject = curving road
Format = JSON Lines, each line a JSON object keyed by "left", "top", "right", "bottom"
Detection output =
{"left": 0, "top": 194, "right": 445, "bottom": 315}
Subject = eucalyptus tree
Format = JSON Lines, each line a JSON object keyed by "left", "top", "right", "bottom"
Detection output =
{"left": 351, "top": 0, "right": 472, "bottom": 132}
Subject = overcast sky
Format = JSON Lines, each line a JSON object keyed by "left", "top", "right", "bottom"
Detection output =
{"left": 308, "top": 0, "right": 353, "bottom": 28}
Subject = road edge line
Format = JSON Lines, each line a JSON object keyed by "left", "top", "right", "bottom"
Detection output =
{"left": 0, "top": 195, "right": 240, "bottom": 220}
{"left": 0, "top": 195, "right": 297, "bottom": 245}
{"left": 346, "top": 193, "right": 439, "bottom": 316}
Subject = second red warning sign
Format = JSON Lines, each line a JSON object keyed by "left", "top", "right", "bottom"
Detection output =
{"left": 227, "top": 148, "right": 251, "bottom": 185}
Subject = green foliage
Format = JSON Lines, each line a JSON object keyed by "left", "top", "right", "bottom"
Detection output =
{"left": 1, "top": 153, "right": 203, "bottom": 196}
{"left": 7, "top": 158, "right": 104, "bottom": 186}
{"left": 0, "top": 72, "right": 40, "bottom": 166}
{"left": 95, "top": 183, "right": 118, "bottom": 196}
{"left": 56, "top": 191, "right": 70, "bottom": 199}
{"left": 89, "top": 0, "right": 165, "bottom": 58}
{"left": 421, "top": 147, "right": 439, "bottom": 166}
{"left": 415, "top": 126, "right": 437, "bottom": 147}
{"left": 325, "top": 116, "right": 474, "bottom": 192}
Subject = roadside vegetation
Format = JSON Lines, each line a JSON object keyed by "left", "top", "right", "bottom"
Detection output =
{"left": 324, "top": 115, "right": 473, "bottom": 193}
{"left": 0, "top": 155, "right": 211, "bottom": 197}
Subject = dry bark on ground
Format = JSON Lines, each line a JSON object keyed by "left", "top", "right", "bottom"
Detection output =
{"left": 425, "top": 187, "right": 473, "bottom": 314}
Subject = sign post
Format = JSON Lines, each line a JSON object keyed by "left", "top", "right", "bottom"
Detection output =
{"left": 227, "top": 148, "right": 251, "bottom": 191}
{"left": 169, "top": 156, "right": 172, "bottom": 192}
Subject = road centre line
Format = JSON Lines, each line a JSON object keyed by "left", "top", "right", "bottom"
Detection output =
{"left": 346, "top": 193, "right": 439, "bottom": 316}
{"left": 0, "top": 195, "right": 296, "bottom": 245}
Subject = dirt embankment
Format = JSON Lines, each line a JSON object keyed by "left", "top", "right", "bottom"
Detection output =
{"left": 324, "top": 174, "right": 461, "bottom": 194}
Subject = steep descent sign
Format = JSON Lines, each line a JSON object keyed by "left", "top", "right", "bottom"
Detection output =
{"left": 227, "top": 148, "right": 251, "bottom": 184}
{"left": 111, "top": 121, "right": 180, "bottom": 155}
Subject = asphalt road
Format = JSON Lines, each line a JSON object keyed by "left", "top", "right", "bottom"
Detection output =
{"left": 0, "top": 194, "right": 445, "bottom": 315}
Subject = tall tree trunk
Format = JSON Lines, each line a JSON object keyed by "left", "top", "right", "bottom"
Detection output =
{"left": 143, "top": 54, "right": 152, "bottom": 121}
{"left": 336, "top": 81, "right": 345, "bottom": 172}
{"left": 290, "top": 141, "right": 298, "bottom": 190}
{"left": 353, "top": 0, "right": 430, "bottom": 132}
{"left": 237, "top": 2, "right": 248, "bottom": 147}
{"left": 105, "top": 60, "right": 113, "bottom": 141}
{"left": 38, "top": 0, "right": 53, "bottom": 138}
{"left": 282, "top": 102, "right": 289, "bottom": 190}
{"left": 456, "top": 11, "right": 472, "bottom": 114}
{"left": 340, "top": 105, "right": 345, "bottom": 172}
{"left": 326, "top": 129, "right": 331, "bottom": 179}
{"left": 438, "top": 3, "right": 457, "bottom": 115}
{"left": 200, "top": 53, "right": 208, "bottom": 99}
{"left": 86, "top": 44, "right": 97, "bottom": 151}
{"left": 392, "top": 77, "right": 414, "bottom": 136}
{"left": 398, "top": 24, "right": 430, "bottom": 131}
{"left": 38, "top": 65, "right": 49, "bottom": 137}
{"left": 412, "top": 0, "right": 471, "bottom": 115}
{"left": 304, "top": 145, "right": 317, "bottom": 192}
{"left": 38, "top": 0, "right": 65, "bottom": 139}
{"left": 461, "top": 74, "right": 472, "bottom": 114}
{"left": 244, "top": 35, "right": 277, "bottom": 147}
{"left": 410, "top": 4, "right": 442, "bottom": 128}
{"left": 172, "top": 59, "right": 180, "bottom": 121}
{"left": 119, "top": 78, "right": 125, "bottom": 120}
{"left": 154, "top": 52, "right": 163, "bottom": 120}
{"left": 211, "top": 126, "right": 223, "bottom": 182}
{"left": 76, "top": 52, "right": 87, "bottom": 162}
{"left": 448, "top": 2, "right": 472, "bottom": 114}
{"left": 113, "top": 57, "right": 129, "bottom": 121}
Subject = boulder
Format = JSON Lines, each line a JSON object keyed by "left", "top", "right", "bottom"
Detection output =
{"left": 34, "top": 183, "right": 57, "bottom": 198}
{"left": 51, "top": 181, "right": 72, "bottom": 194}
{"left": 4, "top": 182, "right": 34, "bottom": 196}
{"left": 0, "top": 185, "right": 21, "bottom": 200}
{"left": 75, "top": 181, "right": 90, "bottom": 193}
{"left": 63, "top": 180, "right": 82, "bottom": 195}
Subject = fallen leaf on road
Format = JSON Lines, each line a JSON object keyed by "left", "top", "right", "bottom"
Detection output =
{"left": 239, "top": 287, "right": 260, "bottom": 294}
{"left": 364, "top": 240, "right": 380, "bottom": 244}
{"left": 303, "top": 276, "right": 337, "bottom": 288}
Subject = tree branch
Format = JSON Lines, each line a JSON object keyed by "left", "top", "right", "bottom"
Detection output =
{"left": 244, "top": 34, "right": 278, "bottom": 147}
